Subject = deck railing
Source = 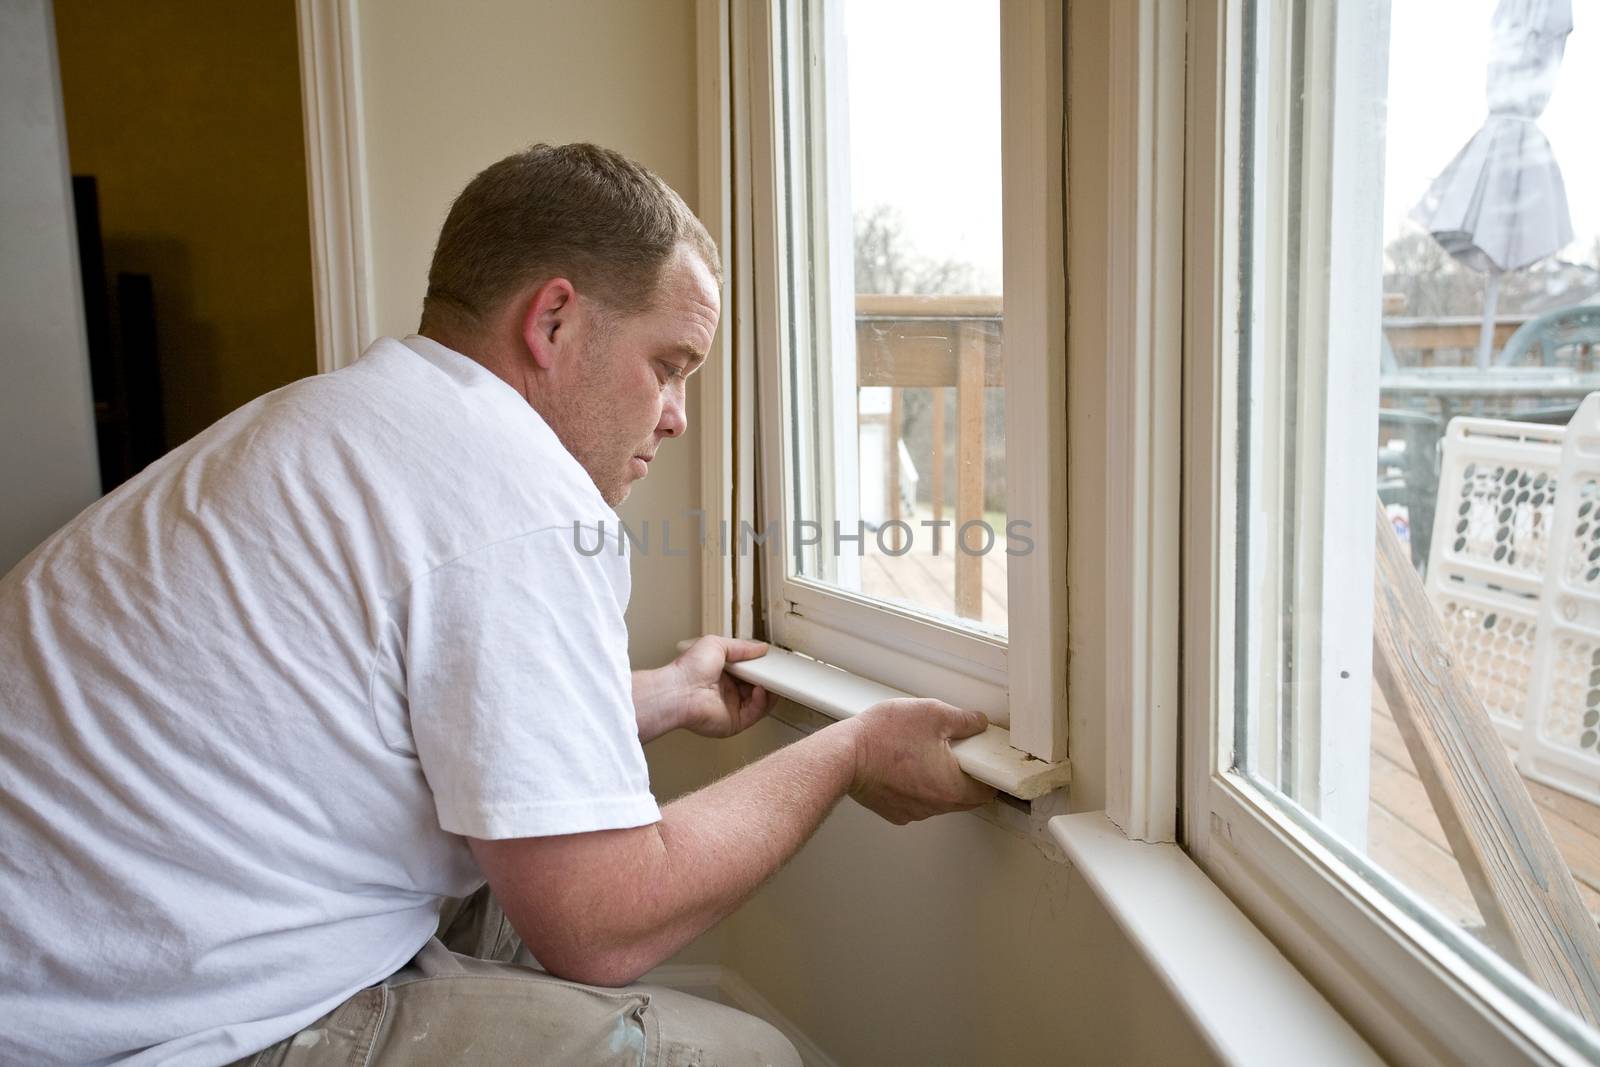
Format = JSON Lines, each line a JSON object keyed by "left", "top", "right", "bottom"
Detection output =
{"left": 851, "top": 298, "right": 1550, "bottom": 621}
{"left": 855, "top": 293, "right": 1002, "bottom": 620}
{"left": 1383, "top": 311, "right": 1535, "bottom": 368}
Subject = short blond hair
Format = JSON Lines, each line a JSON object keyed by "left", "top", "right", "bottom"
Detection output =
{"left": 419, "top": 143, "right": 720, "bottom": 336}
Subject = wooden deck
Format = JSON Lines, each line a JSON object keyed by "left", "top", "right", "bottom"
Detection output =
{"left": 1369, "top": 682, "right": 1600, "bottom": 928}
{"left": 858, "top": 519, "right": 1009, "bottom": 631}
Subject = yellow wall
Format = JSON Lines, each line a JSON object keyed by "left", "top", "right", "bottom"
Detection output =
{"left": 351, "top": 2, "right": 1217, "bottom": 1062}
{"left": 53, "top": 0, "right": 316, "bottom": 447}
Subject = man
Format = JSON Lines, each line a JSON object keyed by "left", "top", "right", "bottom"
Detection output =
{"left": 0, "top": 143, "right": 994, "bottom": 1066}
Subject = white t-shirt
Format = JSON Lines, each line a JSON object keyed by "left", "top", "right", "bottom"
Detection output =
{"left": 0, "top": 336, "right": 660, "bottom": 1066}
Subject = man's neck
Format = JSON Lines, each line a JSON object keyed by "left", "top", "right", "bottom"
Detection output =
{"left": 421, "top": 327, "right": 538, "bottom": 410}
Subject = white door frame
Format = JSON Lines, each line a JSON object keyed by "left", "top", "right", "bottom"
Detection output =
{"left": 295, "top": 0, "right": 373, "bottom": 374}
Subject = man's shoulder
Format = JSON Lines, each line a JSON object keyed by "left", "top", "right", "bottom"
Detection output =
{"left": 313, "top": 339, "right": 617, "bottom": 567}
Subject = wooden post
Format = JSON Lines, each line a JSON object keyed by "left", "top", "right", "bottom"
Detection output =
{"left": 955, "top": 323, "right": 986, "bottom": 619}
{"left": 886, "top": 387, "right": 902, "bottom": 552}
{"left": 1372, "top": 502, "right": 1600, "bottom": 1025}
{"left": 931, "top": 387, "right": 946, "bottom": 524}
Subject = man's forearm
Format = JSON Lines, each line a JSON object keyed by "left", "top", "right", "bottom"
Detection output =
{"left": 615, "top": 719, "right": 861, "bottom": 975}
{"left": 476, "top": 698, "right": 990, "bottom": 987}
{"left": 486, "top": 718, "right": 861, "bottom": 985}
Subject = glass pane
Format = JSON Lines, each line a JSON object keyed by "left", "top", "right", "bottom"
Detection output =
{"left": 774, "top": 0, "right": 1008, "bottom": 636}
{"left": 1235, "top": 0, "right": 1600, "bottom": 1045}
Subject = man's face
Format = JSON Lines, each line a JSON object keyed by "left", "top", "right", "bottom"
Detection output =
{"left": 546, "top": 247, "right": 719, "bottom": 506}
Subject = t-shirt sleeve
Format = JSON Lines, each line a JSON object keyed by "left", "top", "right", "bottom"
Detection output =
{"left": 397, "top": 526, "right": 659, "bottom": 839}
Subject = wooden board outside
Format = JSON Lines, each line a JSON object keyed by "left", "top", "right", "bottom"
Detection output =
{"left": 1373, "top": 503, "right": 1600, "bottom": 1024}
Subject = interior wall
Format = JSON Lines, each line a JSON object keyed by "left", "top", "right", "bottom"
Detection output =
{"left": 355, "top": 0, "right": 704, "bottom": 659}
{"left": 721, "top": 724, "right": 1216, "bottom": 1067}
{"left": 52, "top": 0, "right": 317, "bottom": 448}
{"left": 0, "top": 0, "right": 101, "bottom": 574}
{"left": 354, "top": 0, "right": 717, "bottom": 960}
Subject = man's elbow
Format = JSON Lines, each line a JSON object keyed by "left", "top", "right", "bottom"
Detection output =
{"left": 508, "top": 907, "right": 656, "bottom": 987}
{"left": 535, "top": 941, "right": 652, "bottom": 988}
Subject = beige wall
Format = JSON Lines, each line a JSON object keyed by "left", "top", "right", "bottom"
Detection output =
{"left": 352, "top": 2, "right": 1215, "bottom": 1062}
{"left": 721, "top": 723, "right": 1216, "bottom": 1066}
{"left": 357, "top": 0, "right": 704, "bottom": 663}
{"left": 53, "top": 0, "right": 316, "bottom": 447}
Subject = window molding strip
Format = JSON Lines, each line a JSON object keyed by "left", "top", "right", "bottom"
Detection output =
{"left": 999, "top": 0, "right": 1070, "bottom": 762}
{"left": 1088, "top": 0, "right": 1185, "bottom": 842}
{"left": 696, "top": 0, "right": 739, "bottom": 639}
{"left": 677, "top": 640, "right": 1070, "bottom": 801}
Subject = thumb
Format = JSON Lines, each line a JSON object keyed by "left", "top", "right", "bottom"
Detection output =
{"left": 945, "top": 707, "right": 991, "bottom": 741}
{"left": 717, "top": 637, "right": 770, "bottom": 664}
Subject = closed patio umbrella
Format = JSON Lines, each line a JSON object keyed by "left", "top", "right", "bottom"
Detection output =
{"left": 1410, "top": 0, "right": 1575, "bottom": 368}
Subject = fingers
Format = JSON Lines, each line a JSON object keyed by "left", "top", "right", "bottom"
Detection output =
{"left": 868, "top": 698, "right": 989, "bottom": 736}
{"left": 942, "top": 706, "right": 991, "bottom": 741}
{"left": 730, "top": 674, "right": 768, "bottom": 707}
{"left": 847, "top": 699, "right": 1001, "bottom": 825}
{"left": 957, "top": 776, "right": 999, "bottom": 807}
{"left": 716, "top": 637, "right": 770, "bottom": 663}
{"left": 744, "top": 684, "right": 770, "bottom": 722}
{"left": 732, "top": 676, "right": 768, "bottom": 710}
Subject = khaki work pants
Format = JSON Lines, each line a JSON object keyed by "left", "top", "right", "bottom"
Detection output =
{"left": 231, "top": 888, "right": 801, "bottom": 1066}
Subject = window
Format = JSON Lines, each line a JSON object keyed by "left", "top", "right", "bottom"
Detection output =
{"left": 742, "top": 0, "right": 1067, "bottom": 761}
{"left": 775, "top": 0, "right": 1007, "bottom": 632}
{"left": 1187, "top": 0, "right": 1600, "bottom": 1061}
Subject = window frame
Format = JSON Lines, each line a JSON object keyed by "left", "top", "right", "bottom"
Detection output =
{"left": 708, "top": 0, "right": 1600, "bottom": 1058}
{"left": 1181, "top": 1, "right": 1600, "bottom": 1064}
{"left": 736, "top": 0, "right": 1069, "bottom": 761}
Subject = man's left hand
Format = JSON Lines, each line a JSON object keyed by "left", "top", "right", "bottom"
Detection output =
{"left": 633, "top": 636, "right": 771, "bottom": 742}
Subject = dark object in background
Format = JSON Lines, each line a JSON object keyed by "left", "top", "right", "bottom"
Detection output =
{"left": 117, "top": 272, "right": 165, "bottom": 474}
{"left": 72, "top": 176, "right": 112, "bottom": 400}
{"left": 71, "top": 175, "right": 166, "bottom": 492}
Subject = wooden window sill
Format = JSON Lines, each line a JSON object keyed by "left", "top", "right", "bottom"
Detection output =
{"left": 685, "top": 642, "right": 1070, "bottom": 801}
{"left": 1050, "top": 812, "right": 1384, "bottom": 1066}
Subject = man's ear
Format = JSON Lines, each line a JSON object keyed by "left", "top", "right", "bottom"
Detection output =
{"left": 519, "top": 277, "right": 577, "bottom": 371}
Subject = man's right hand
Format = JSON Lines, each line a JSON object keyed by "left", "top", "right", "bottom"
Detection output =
{"left": 844, "top": 699, "right": 997, "bottom": 824}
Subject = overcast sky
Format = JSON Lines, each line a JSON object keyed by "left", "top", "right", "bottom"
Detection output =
{"left": 843, "top": 0, "right": 1003, "bottom": 290}
{"left": 1386, "top": 0, "right": 1597, "bottom": 258}
{"left": 837, "top": 0, "right": 1598, "bottom": 294}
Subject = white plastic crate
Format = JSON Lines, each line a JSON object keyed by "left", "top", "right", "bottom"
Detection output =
{"left": 1424, "top": 416, "right": 1564, "bottom": 745}
{"left": 1522, "top": 394, "right": 1600, "bottom": 805}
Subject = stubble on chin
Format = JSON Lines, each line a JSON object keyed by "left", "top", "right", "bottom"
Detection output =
{"left": 585, "top": 448, "right": 638, "bottom": 508}
{"left": 539, "top": 402, "right": 628, "bottom": 507}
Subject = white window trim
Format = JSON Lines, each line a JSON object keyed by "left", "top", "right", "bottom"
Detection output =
{"left": 1181, "top": 1, "right": 1600, "bottom": 1064}
{"left": 1000, "top": 0, "right": 1070, "bottom": 762}
{"left": 1094, "top": 0, "right": 1185, "bottom": 843}
{"left": 733, "top": 0, "right": 1070, "bottom": 763}
{"left": 695, "top": 0, "right": 741, "bottom": 639}
{"left": 295, "top": 0, "right": 374, "bottom": 374}
{"left": 1050, "top": 811, "right": 1383, "bottom": 1065}
{"left": 1236, "top": 0, "right": 1378, "bottom": 848}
